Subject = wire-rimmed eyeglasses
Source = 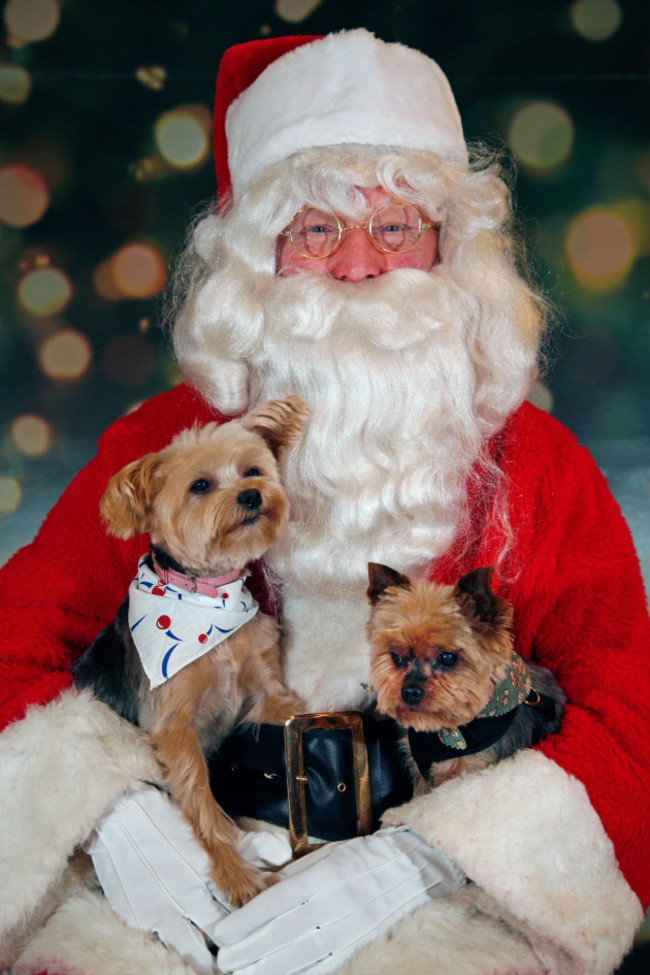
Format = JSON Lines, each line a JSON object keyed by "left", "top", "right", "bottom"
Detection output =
{"left": 279, "top": 199, "right": 439, "bottom": 259}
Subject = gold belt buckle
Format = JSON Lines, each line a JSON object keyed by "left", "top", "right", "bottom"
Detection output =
{"left": 284, "top": 711, "right": 373, "bottom": 858}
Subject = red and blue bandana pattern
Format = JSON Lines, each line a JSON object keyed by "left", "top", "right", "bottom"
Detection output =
{"left": 127, "top": 554, "right": 259, "bottom": 688}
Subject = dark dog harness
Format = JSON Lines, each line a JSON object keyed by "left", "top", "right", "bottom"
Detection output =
{"left": 408, "top": 688, "right": 559, "bottom": 776}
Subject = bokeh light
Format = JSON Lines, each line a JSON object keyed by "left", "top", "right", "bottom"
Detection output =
{"left": 4, "top": 0, "right": 61, "bottom": 45}
{"left": 0, "top": 164, "right": 49, "bottom": 227}
{"left": 508, "top": 101, "right": 574, "bottom": 171}
{"left": 17, "top": 266, "right": 72, "bottom": 315}
{"left": 39, "top": 329, "right": 92, "bottom": 380}
{"left": 154, "top": 104, "right": 211, "bottom": 169}
{"left": 136, "top": 65, "right": 166, "bottom": 91}
{"left": 275, "top": 0, "right": 325, "bottom": 23}
{"left": 94, "top": 242, "right": 168, "bottom": 301}
{"left": 564, "top": 207, "right": 635, "bottom": 291}
{"left": 0, "top": 475, "right": 22, "bottom": 514}
{"left": 570, "top": 0, "right": 622, "bottom": 41}
{"left": 0, "top": 63, "right": 31, "bottom": 103}
{"left": 609, "top": 199, "right": 650, "bottom": 257}
{"left": 9, "top": 414, "right": 53, "bottom": 456}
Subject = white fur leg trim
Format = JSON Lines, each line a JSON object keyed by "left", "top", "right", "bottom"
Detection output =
{"left": 11, "top": 886, "right": 196, "bottom": 975}
{"left": 0, "top": 688, "right": 159, "bottom": 943}
{"left": 382, "top": 750, "right": 643, "bottom": 975}
{"left": 335, "top": 886, "right": 545, "bottom": 975}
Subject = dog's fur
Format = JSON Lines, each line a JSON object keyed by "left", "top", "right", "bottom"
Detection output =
{"left": 366, "top": 563, "right": 565, "bottom": 792}
{"left": 72, "top": 397, "right": 308, "bottom": 905}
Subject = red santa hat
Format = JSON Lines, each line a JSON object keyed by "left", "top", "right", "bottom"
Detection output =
{"left": 213, "top": 30, "right": 467, "bottom": 205}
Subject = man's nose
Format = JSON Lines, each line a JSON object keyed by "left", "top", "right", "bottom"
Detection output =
{"left": 328, "top": 228, "right": 384, "bottom": 281}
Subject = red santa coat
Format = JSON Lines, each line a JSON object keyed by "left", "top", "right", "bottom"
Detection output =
{"left": 0, "top": 383, "right": 648, "bottom": 975}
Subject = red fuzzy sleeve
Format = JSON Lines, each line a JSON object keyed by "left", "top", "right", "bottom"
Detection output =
{"left": 0, "top": 384, "right": 218, "bottom": 731}
{"left": 494, "top": 404, "right": 650, "bottom": 907}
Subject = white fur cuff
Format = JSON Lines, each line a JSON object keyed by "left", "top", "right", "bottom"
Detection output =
{"left": 0, "top": 688, "right": 159, "bottom": 946}
{"left": 382, "top": 749, "right": 643, "bottom": 975}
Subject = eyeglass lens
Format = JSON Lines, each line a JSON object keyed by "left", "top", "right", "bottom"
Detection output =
{"left": 289, "top": 201, "right": 424, "bottom": 258}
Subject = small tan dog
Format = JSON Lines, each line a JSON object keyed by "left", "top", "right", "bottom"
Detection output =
{"left": 73, "top": 397, "right": 308, "bottom": 905}
{"left": 366, "top": 562, "right": 564, "bottom": 793}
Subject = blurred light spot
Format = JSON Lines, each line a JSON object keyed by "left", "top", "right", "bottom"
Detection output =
{"left": 10, "top": 414, "right": 53, "bottom": 456}
{"left": 18, "top": 266, "right": 72, "bottom": 315}
{"left": 259, "top": 24, "right": 271, "bottom": 36}
{"left": 124, "top": 399, "right": 145, "bottom": 415}
{"left": 274, "top": 0, "right": 325, "bottom": 22}
{"left": 112, "top": 243, "right": 168, "bottom": 299}
{"left": 102, "top": 334, "right": 155, "bottom": 386}
{"left": 509, "top": 102, "right": 574, "bottom": 171}
{"left": 570, "top": 0, "right": 622, "bottom": 41}
{"left": 131, "top": 156, "right": 169, "bottom": 182}
{"left": 94, "top": 243, "right": 167, "bottom": 301}
{"left": 166, "top": 360, "right": 182, "bottom": 387}
{"left": 0, "top": 63, "right": 31, "bottom": 102}
{"left": 565, "top": 208, "right": 635, "bottom": 291}
{"left": 0, "top": 475, "right": 22, "bottom": 514}
{"left": 138, "top": 317, "right": 151, "bottom": 332}
{"left": 0, "top": 164, "right": 49, "bottom": 227}
{"left": 136, "top": 65, "right": 167, "bottom": 91}
{"left": 92, "top": 258, "right": 121, "bottom": 301}
{"left": 154, "top": 105, "right": 211, "bottom": 169}
{"left": 39, "top": 329, "right": 92, "bottom": 380}
{"left": 609, "top": 199, "right": 650, "bottom": 257}
{"left": 526, "top": 381, "right": 554, "bottom": 414}
{"left": 4, "top": 0, "right": 61, "bottom": 45}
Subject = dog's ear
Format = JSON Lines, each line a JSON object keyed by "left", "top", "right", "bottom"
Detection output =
{"left": 241, "top": 396, "right": 309, "bottom": 458}
{"left": 367, "top": 562, "right": 412, "bottom": 605}
{"left": 453, "top": 566, "right": 499, "bottom": 623}
{"left": 100, "top": 454, "right": 161, "bottom": 539}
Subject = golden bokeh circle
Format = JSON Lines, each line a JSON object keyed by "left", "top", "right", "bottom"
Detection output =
{"left": 0, "top": 164, "right": 49, "bottom": 227}
{"left": 10, "top": 414, "right": 54, "bottom": 456}
{"left": 17, "top": 266, "right": 72, "bottom": 316}
{"left": 39, "top": 329, "right": 93, "bottom": 380}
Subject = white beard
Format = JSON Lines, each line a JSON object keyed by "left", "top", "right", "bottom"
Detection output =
{"left": 247, "top": 268, "right": 493, "bottom": 709}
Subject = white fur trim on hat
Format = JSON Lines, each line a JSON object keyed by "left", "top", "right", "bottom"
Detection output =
{"left": 225, "top": 29, "right": 467, "bottom": 197}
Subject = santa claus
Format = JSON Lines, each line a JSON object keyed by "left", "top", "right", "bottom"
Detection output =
{"left": 1, "top": 30, "right": 648, "bottom": 975}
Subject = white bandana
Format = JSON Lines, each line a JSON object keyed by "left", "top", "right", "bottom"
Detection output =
{"left": 127, "top": 555, "right": 259, "bottom": 688}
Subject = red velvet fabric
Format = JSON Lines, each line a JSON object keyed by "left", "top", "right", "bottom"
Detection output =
{"left": 1, "top": 384, "right": 648, "bottom": 908}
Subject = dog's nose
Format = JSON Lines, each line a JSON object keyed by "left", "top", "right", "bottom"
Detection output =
{"left": 237, "top": 488, "right": 263, "bottom": 510}
{"left": 401, "top": 684, "right": 425, "bottom": 706}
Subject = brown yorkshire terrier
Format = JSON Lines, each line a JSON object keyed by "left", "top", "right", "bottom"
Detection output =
{"left": 72, "top": 397, "right": 308, "bottom": 905}
{"left": 366, "top": 563, "right": 565, "bottom": 794}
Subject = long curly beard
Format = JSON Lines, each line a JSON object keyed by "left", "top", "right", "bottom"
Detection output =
{"left": 249, "top": 267, "right": 492, "bottom": 592}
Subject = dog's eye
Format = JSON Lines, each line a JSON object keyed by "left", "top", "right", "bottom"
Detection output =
{"left": 436, "top": 651, "right": 459, "bottom": 669}
{"left": 390, "top": 650, "right": 408, "bottom": 670}
{"left": 244, "top": 467, "right": 260, "bottom": 478}
{"left": 189, "top": 478, "right": 212, "bottom": 494}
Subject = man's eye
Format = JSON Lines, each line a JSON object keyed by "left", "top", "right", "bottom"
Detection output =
{"left": 305, "top": 224, "right": 336, "bottom": 236}
{"left": 244, "top": 467, "right": 260, "bottom": 478}
{"left": 189, "top": 479, "right": 212, "bottom": 494}
{"left": 390, "top": 650, "right": 409, "bottom": 670}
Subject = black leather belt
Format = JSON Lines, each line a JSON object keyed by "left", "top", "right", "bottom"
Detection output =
{"left": 208, "top": 712, "right": 413, "bottom": 850}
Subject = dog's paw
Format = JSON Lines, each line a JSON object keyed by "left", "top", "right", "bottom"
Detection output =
{"left": 210, "top": 843, "right": 268, "bottom": 907}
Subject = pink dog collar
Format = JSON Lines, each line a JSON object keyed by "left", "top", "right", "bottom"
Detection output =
{"left": 151, "top": 555, "right": 243, "bottom": 597}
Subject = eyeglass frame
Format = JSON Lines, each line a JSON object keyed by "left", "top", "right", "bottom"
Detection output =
{"left": 279, "top": 199, "right": 440, "bottom": 260}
